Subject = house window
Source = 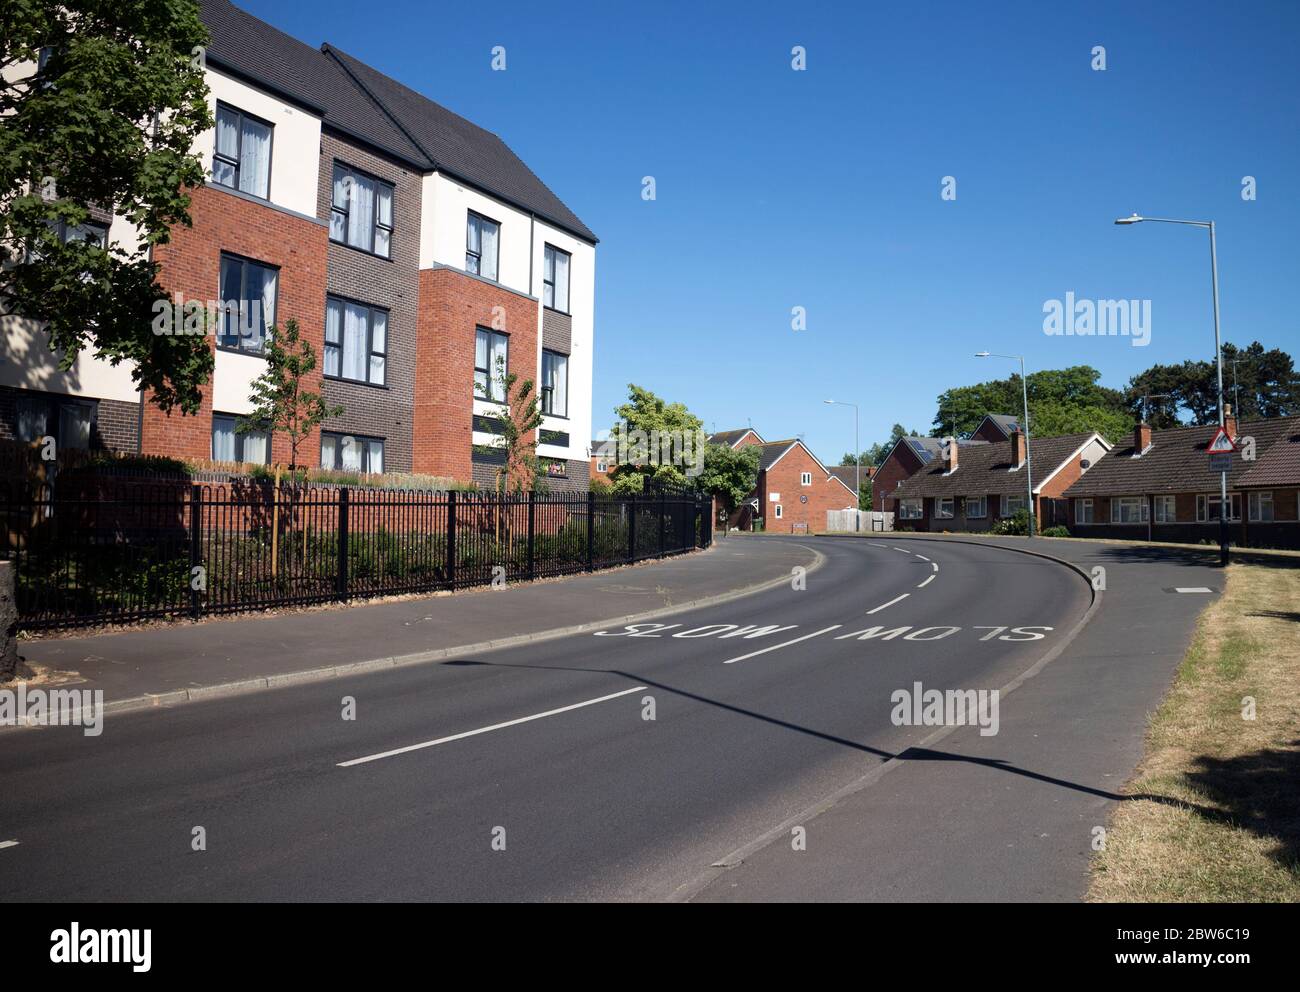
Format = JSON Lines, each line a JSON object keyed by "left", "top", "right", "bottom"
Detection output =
{"left": 1002, "top": 493, "right": 1028, "bottom": 516}
{"left": 51, "top": 218, "right": 108, "bottom": 247}
{"left": 1075, "top": 498, "right": 1094, "bottom": 525}
{"left": 218, "top": 253, "right": 277, "bottom": 353}
{"left": 466, "top": 211, "right": 499, "bottom": 281}
{"left": 1111, "top": 496, "right": 1149, "bottom": 524}
{"left": 541, "top": 350, "right": 568, "bottom": 416}
{"left": 774, "top": 504, "right": 783, "bottom": 519}
{"left": 331, "top": 163, "right": 393, "bottom": 257}
{"left": 17, "top": 395, "right": 94, "bottom": 450}
{"left": 596, "top": 459, "right": 608, "bottom": 474}
{"left": 1197, "top": 493, "right": 1241, "bottom": 522}
{"left": 474, "top": 327, "right": 508, "bottom": 402}
{"left": 1153, "top": 495, "right": 1176, "bottom": 523}
{"left": 935, "top": 496, "right": 954, "bottom": 519}
{"left": 213, "top": 103, "right": 272, "bottom": 200}
{"left": 325, "top": 297, "right": 387, "bottom": 386}
{"left": 1248, "top": 492, "right": 1274, "bottom": 522}
{"left": 320, "top": 431, "right": 384, "bottom": 473}
{"left": 965, "top": 495, "right": 987, "bottom": 519}
{"left": 211, "top": 414, "right": 269, "bottom": 464}
{"left": 899, "top": 498, "right": 923, "bottom": 520}
{"left": 543, "top": 244, "right": 570, "bottom": 312}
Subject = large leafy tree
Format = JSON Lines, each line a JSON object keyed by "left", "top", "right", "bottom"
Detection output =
{"left": 841, "top": 423, "right": 918, "bottom": 468}
{"left": 1126, "top": 341, "right": 1299, "bottom": 427}
{"left": 697, "top": 442, "right": 760, "bottom": 520}
{"left": 2, "top": 0, "right": 214, "bottom": 412}
{"left": 606, "top": 384, "right": 705, "bottom": 493}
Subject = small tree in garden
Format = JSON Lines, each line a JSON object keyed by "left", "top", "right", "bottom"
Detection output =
{"left": 479, "top": 357, "right": 544, "bottom": 495}
{"left": 240, "top": 319, "right": 343, "bottom": 470}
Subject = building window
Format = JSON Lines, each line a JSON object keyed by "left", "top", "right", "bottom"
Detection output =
{"left": 935, "top": 496, "right": 954, "bottom": 519}
{"left": 466, "top": 211, "right": 499, "bottom": 281}
{"left": 899, "top": 498, "right": 923, "bottom": 520}
{"left": 1197, "top": 493, "right": 1241, "bottom": 522}
{"left": 218, "top": 253, "right": 277, "bottom": 353}
{"left": 1075, "top": 498, "right": 1094, "bottom": 525}
{"left": 213, "top": 103, "right": 272, "bottom": 200}
{"left": 774, "top": 504, "right": 783, "bottom": 519}
{"left": 320, "top": 431, "right": 384, "bottom": 473}
{"left": 1248, "top": 491, "right": 1274, "bottom": 522}
{"left": 800, "top": 471, "right": 813, "bottom": 486}
{"left": 1154, "top": 495, "right": 1176, "bottom": 523}
{"left": 539, "top": 349, "right": 568, "bottom": 417}
{"left": 325, "top": 297, "right": 387, "bottom": 386}
{"left": 965, "top": 495, "right": 987, "bottom": 519}
{"left": 474, "top": 327, "right": 508, "bottom": 402}
{"left": 17, "top": 395, "right": 94, "bottom": 450}
{"left": 1002, "top": 493, "right": 1028, "bottom": 516}
{"left": 51, "top": 218, "right": 108, "bottom": 247}
{"left": 596, "top": 459, "right": 608, "bottom": 474}
{"left": 1111, "top": 496, "right": 1149, "bottom": 524}
{"left": 543, "top": 244, "right": 570, "bottom": 312}
{"left": 211, "top": 414, "right": 269, "bottom": 464}
{"left": 331, "top": 163, "right": 393, "bottom": 258}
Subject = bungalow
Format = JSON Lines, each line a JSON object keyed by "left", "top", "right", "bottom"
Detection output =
{"left": 890, "top": 430, "right": 1110, "bottom": 532}
{"left": 873, "top": 435, "right": 989, "bottom": 512}
{"left": 1062, "top": 412, "right": 1300, "bottom": 549}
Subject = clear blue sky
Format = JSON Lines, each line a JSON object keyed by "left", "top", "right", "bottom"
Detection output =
{"left": 246, "top": 0, "right": 1300, "bottom": 461}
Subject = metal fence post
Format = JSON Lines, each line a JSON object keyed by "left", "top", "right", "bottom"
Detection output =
{"left": 446, "top": 490, "right": 457, "bottom": 590}
{"left": 586, "top": 490, "right": 595, "bottom": 572}
{"left": 527, "top": 490, "right": 536, "bottom": 581}
{"left": 658, "top": 490, "right": 667, "bottom": 557}
{"left": 627, "top": 493, "right": 637, "bottom": 563}
{"left": 189, "top": 484, "right": 202, "bottom": 620}
{"left": 337, "top": 487, "right": 349, "bottom": 600}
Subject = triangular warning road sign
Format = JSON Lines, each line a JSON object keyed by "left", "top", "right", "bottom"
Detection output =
{"left": 1207, "top": 427, "right": 1236, "bottom": 454}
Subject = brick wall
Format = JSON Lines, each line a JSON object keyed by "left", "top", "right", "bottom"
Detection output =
{"left": 316, "top": 132, "right": 422, "bottom": 472}
{"left": 0, "top": 386, "right": 139, "bottom": 454}
{"left": 145, "top": 185, "right": 330, "bottom": 465}
{"left": 415, "top": 267, "right": 539, "bottom": 481}
{"left": 759, "top": 445, "right": 854, "bottom": 533}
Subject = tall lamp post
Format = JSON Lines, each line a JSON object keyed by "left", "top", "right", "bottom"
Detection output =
{"left": 824, "top": 399, "right": 860, "bottom": 531}
{"left": 975, "top": 351, "right": 1035, "bottom": 536}
{"left": 1115, "top": 213, "right": 1229, "bottom": 566}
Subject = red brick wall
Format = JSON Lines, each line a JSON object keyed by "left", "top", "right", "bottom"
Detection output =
{"left": 414, "top": 267, "right": 539, "bottom": 481}
{"left": 872, "top": 443, "right": 924, "bottom": 511}
{"left": 759, "top": 445, "right": 854, "bottom": 533}
{"left": 144, "top": 186, "right": 330, "bottom": 465}
{"left": 972, "top": 419, "right": 1010, "bottom": 443}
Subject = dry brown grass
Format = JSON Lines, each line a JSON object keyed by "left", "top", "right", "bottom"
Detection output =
{"left": 1088, "top": 559, "right": 1300, "bottom": 902}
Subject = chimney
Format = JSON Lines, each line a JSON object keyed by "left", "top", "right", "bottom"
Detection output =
{"left": 943, "top": 436, "right": 958, "bottom": 474}
{"left": 1135, "top": 422, "right": 1152, "bottom": 455}
{"left": 1224, "top": 404, "right": 1238, "bottom": 439}
{"left": 1011, "top": 429, "right": 1027, "bottom": 468}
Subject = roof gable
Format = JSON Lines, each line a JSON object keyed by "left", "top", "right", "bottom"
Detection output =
{"left": 892, "top": 432, "right": 1100, "bottom": 499}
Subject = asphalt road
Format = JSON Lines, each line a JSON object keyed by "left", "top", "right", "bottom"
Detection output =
{"left": 1, "top": 537, "right": 1108, "bottom": 900}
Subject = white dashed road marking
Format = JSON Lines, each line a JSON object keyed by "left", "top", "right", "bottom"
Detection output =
{"left": 1175, "top": 587, "right": 1214, "bottom": 594}
{"left": 723, "top": 625, "right": 842, "bottom": 665}
{"left": 917, "top": 574, "right": 935, "bottom": 589}
{"left": 0, "top": 840, "right": 18, "bottom": 851}
{"left": 866, "top": 593, "right": 910, "bottom": 614}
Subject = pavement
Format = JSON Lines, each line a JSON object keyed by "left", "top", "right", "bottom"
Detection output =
{"left": 0, "top": 533, "right": 1226, "bottom": 901}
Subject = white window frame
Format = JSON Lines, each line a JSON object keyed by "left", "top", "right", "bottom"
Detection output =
{"left": 1001, "top": 493, "right": 1028, "bottom": 517}
{"left": 1075, "top": 498, "right": 1094, "bottom": 525}
{"left": 1247, "top": 491, "right": 1274, "bottom": 523}
{"left": 800, "top": 471, "right": 812, "bottom": 486}
{"left": 899, "top": 498, "right": 923, "bottom": 520}
{"left": 1197, "top": 493, "right": 1242, "bottom": 522}
{"left": 774, "top": 503, "right": 783, "bottom": 519}
{"left": 1110, "top": 495, "right": 1149, "bottom": 524}
{"left": 935, "top": 496, "right": 954, "bottom": 519}
{"left": 1153, "top": 495, "right": 1176, "bottom": 523}
{"left": 965, "top": 495, "right": 987, "bottom": 519}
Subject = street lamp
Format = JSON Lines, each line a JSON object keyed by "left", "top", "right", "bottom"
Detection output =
{"left": 975, "top": 351, "right": 1035, "bottom": 536}
{"left": 1115, "top": 213, "right": 1229, "bottom": 566}
{"left": 1140, "top": 392, "right": 1173, "bottom": 425}
{"left": 824, "top": 399, "right": 860, "bottom": 531}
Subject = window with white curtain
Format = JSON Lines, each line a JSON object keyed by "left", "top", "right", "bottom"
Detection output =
{"left": 1111, "top": 496, "right": 1149, "bottom": 524}
{"left": 474, "top": 327, "right": 508, "bottom": 402}
{"left": 211, "top": 414, "right": 269, "bottom": 464}
{"left": 213, "top": 104, "right": 272, "bottom": 199}
{"left": 325, "top": 297, "right": 387, "bottom": 386}
{"left": 899, "top": 498, "right": 923, "bottom": 520}
{"left": 1154, "top": 495, "right": 1176, "bottom": 523}
{"left": 543, "top": 244, "right": 570, "bottom": 312}
{"left": 541, "top": 349, "right": 568, "bottom": 416}
{"left": 321, "top": 432, "right": 384, "bottom": 473}
{"left": 219, "top": 254, "right": 277, "bottom": 352}
{"left": 1248, "top": 492, "right": 1274, "bottom": 522}
{"left": 331, "top": 163, "right": 393, "bottom": 257}
{"left": 965, "top": 495, "right": 987, "bottom": 519}
{"left": 1198, "top": 493, "right": 1241, "bottom": 522}
{"left": 1075, "top": 498, "right": 1094, "bottom": 525}
{"left": 16, "top": 396, "right": 94, "bottom": 449}
{"left": 1002, "top": 493, "right": 1028, "bottom": 516}
{"left": 466, "top": 212, "right": 500, "bottom": 281}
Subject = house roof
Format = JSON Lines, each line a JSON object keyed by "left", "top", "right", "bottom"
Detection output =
{"left": 324, "top": 45, "right": 597, "bottom": 243}
{"left": 201, "top": 2, "right": 596, "bottom": 242}
{"left": 756, "top": 440, "right": 799, "bottom": 472}
{"left": 976, "top": 413, "right": 1022, "bottom": 438}
{"left": 892, "top": 432, "right": 1100, "bottom": 499}
{"left": 1064, "top": 417, "right": 1300, "bottom": 497}
{"left": 881, "top": 434, "right": 987, "bottom": 469}
{"left": 707, "top": 428, "right": 762, "bottom": 448}
{"left": 826, "top": 465, "right": 865, "bottom": 493}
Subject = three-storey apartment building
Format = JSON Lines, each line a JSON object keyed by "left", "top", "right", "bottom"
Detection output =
{"left": 1, "top": 0, "right": 597, "bottom": 488}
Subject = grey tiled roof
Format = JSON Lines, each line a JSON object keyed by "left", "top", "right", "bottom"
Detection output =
{"left": 707, "top": 428, "right": 761, "bottom": 448}
{"left": 893, "top": 432, "right": 1097, "bottom": 499}
{"left": 1240, "top": 425, "right": 1300, "bottom": 487}
{"left": 826, "top": 465, "right": 864, "bottom": 492}
{"left": 980, "top": 413, "right": 1022, "bottom": 437}
{"left": 756, "top": 440, "right": 799, "bottom": 473}
{"left": 1065, "top": 417, "right": 1300, "bottom": 496}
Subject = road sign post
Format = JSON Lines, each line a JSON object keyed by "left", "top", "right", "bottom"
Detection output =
{"left": 1206, "top": 427, "right": 1235, "bottom": 567}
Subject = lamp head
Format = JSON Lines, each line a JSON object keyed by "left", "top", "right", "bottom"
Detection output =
{"left": 974, "top": 351, "right": 991, "bottom": 358}
{"left": 1114, "top": 214, "right": 1144, "bottom": 225}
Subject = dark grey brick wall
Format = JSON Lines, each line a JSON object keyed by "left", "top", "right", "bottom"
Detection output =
{"left": 316, "top": 129, "right": 422, "bottom": 472}
{"left": 541, "top": 308, "right": 571, "bottom": 354}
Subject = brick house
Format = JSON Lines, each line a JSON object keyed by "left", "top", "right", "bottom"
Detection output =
{"left": 751, "top": 439, "right": 857, "bottom": 533}
{"left": 872, "top": 435, "right": 989, "bottom": 512}
{"left": 1, "top": 0, "right": 597, "bottom": 489}
{"left": 707, "top": 428, "right": 765, "bottom": 450}
{"left": 890, "top": 430, "right": 1110, "bottom": 532}
{"left": 1063, "top": 413, "right": 1300, "bottom": 548}
{"left": 970, "top": 413, "right": 1022, "bottom": 442}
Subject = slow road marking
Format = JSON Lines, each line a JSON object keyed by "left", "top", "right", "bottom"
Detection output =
{"left": 337, "top": 685, "right": 648, "bottom": 767}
